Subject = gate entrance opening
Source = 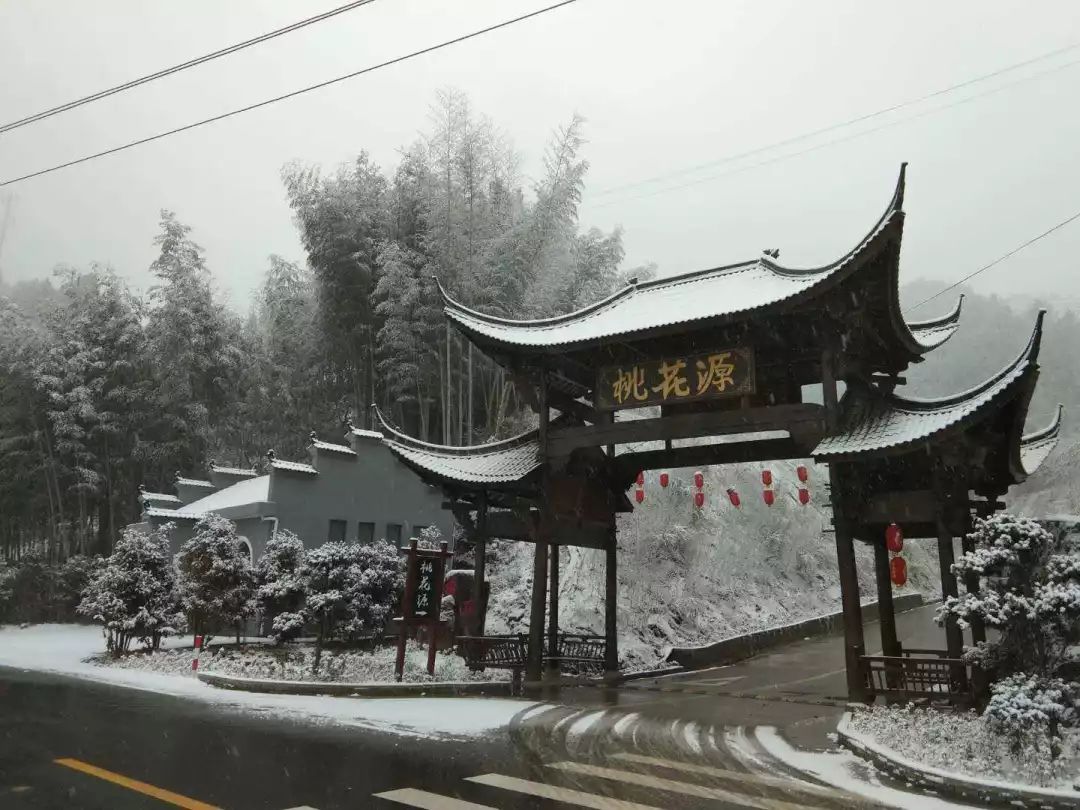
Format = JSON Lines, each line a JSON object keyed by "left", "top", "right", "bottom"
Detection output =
{"left": 378, "top": 165, "right": 1061, "bottom": 703}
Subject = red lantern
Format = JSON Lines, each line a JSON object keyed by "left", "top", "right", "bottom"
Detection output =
{"left": 890, "top": 556, "right": 907, "bottom": 587}
{"left": 636, "top": 471, "right": 645, "bottom": 487}
{"left": 634, "top": 488, "right": 644, "bottom": 504}
{"left": 693, "top": 471, "right": 704, "bottom": 489}
{"left": 761, "top": 469, "right": 772, "bottom": 487}
{"left": 727, "top": 488, "right": 740, "bottom": 507}
{"left": 796, "top": 465, "right": 808, "bottom": 482}
{"left": 763, "top": 489, "right": 775, "bottom": 506}
{"left": 885, "top": 523, "right": 904, "bottom": 553}
{"left": 659, "top": 472, "right": 669, "bottom": 488}
{"left": 443, "top": 577, "right": 457, "bottom": 597}
{"left": 694, "top": 491, "right": 704, "bottom": 508}
{"left": 798, "top": 487, "right": 810, "bottom": 505}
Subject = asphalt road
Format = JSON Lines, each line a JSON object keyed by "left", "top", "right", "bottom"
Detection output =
{"left": 0, "top": 663, "right": 883, "bottom": 810}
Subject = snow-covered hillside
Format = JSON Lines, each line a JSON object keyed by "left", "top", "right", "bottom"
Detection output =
{"left": 1007, "top": 435, "right": 1080, "bottom": 517}
{"left": 484, "top": 458, "right": 939, "bottom": 670}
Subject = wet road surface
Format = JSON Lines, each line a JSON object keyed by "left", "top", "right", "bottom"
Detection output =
{"left": 0, "top": 665, "right": 885, "bottom": 809}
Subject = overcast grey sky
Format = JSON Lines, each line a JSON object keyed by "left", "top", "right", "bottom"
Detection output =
{"left": 1, "top": 0, "right": 1079, "bottom": 313}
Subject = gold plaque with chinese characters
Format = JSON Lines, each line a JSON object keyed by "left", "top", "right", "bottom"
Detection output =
{"left": 594, "top": 347, "right": 755, "bottom": 410}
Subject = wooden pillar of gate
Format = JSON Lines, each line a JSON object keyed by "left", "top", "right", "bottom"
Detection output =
{"left": 822, "top": 347, "right": 866, "bottom": 701}
{"left": 873, "top": 539, "right": 901, "bottom": 658}
{"left": 526, "top": 374, "right": 550, "bottom": 683}
{"left": 547, "top": 544, "right": 560, "bottom": 675}
{"left": 935, "top": 516, "right": 965, "bottom": 661}
{"left": 474, "top": 493, "right": 488, "bottom": 636}
{"left": 605, "top": 428, "right": 619, "bottom": 676}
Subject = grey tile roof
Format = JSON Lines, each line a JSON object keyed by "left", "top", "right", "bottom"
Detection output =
{"left": 814, "top": 312, "right": 1044, "bottom": 460}
{"left": 144, "top": 506, "right": 201, "bottom": 520}
{"left": 1021, "top": 404, "right": 1063, "bottom": 475}
{"left": 175, "top": 476, "right": 214, "bottom": 488}
{"left": 376, "top": 408, "right": 540, "bottom": 486}
{"left": 906, "top": 295, "right": 963, "bottom": 351}
{"left": 350, "top": 428, "right": 384, "bottom": 440}
{"left": 312, "top": 439, "right": 356, "bottom": 456}
{"left": 270, "top": 459, "right": 318, "bottom": 475}
{"left": 139, "top": 491, "right": 181, "bottom": 504}
{"left": 442, "top": 166, "right": 918, "bottom": 352}
{"left": 210, "top": 464, "right": 257, "bottom": 477}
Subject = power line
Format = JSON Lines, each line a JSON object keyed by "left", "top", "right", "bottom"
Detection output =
{"left": 589, "top": 55, "right": 1080, "bottom": 209}
{"left": 0, "top": 1, "right": 578, "bottom": 188}
{"left": 0, "top": 0, "right": 380, "bottom": 136}
{"left": 588, "top": 40, "right": 1080, "bottom": 201}
{"left": 912, "top": 209, "right": 1080, "bottom": 309}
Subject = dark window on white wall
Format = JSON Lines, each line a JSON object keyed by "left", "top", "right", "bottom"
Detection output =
{"left": 385, "top": 523, "right": 402, "bottom": 543}
{"left": 357, "top": 522, "right": 374, "bottom": 544}
{"left": 328, "top": 519, "right": 347, "bottom": 543}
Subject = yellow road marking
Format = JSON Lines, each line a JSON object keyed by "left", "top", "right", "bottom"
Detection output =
{"left": 609, "top": 752, "right": 848, "bottom": 799}
{"left": 546, "top": 761, "right": 829, "bottom": 810}
{"left": 55, "top": 758, "right": 221, "bottom": 810}
{"left": 466, "top": 773, "right": 661, "bottom": 809}
{"left": 374, "top": 787, "right": 496, "bottom": 808}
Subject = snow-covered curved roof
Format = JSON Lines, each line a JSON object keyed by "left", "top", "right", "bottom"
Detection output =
{"left": 813, "top": 312, "right": 1044, "bottom": 460}
{"left": 906, "top": 294, "right": 963, "bottom": 351}
{"left": 376, "top": 408, "right": 541, "bottom": 488}
{"left": 1021, "top": 404, "right": 1063, "bottom": 476}
{"left": 439, "top": 165, "right": 947, "bottom": 364}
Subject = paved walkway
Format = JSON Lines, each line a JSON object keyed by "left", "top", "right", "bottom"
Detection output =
{"left": 543, "top": 602, "right": 946, "bottom": 749}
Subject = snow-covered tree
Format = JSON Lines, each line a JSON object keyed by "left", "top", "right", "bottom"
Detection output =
{"left": 254, "top": 529, "right": 308, "bottom": 642}
{"left": 300, "top": 540, "right": 404, "bottom": 672}
{"left": 78, "top": 523, "right": 181, "bottom": 655}
{"left": 174, "top": 515, "right": 256, "bottom": 644}
{"left": 937, "top": 513, "right": 1080, "bottom": 677}
{"left": 347, "top": 539, "right": 404, "bottom": 637}
{"left": 938, "top": 513, "right": 1080, "bottom": 757}
{"left": 301, "top": 541, "right": 358, "bottom": 672}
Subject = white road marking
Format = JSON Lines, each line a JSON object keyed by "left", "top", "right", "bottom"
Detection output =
{"left": 609, "top": 752, "right": 850, "bottom": 799}
{"left": 546, "top": 761, "right": 832, "bottom": 810}
{"left": 373, "top": 788, "right": 495, "bottom": 809}
{"left": 465, "top": 773, "right": 660, "bottom": 809}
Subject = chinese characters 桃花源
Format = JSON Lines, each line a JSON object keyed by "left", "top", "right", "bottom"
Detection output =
{"left": 597, "top": 348, "right": 754, "bottom": 410}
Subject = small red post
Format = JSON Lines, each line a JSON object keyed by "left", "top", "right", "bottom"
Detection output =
{"left": 192, "top": 634, "right": 203, "bottom": 671}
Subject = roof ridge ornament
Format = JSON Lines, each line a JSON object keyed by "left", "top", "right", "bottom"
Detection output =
{"left": 894, "top": 162, "right": 908, "bottom": 212}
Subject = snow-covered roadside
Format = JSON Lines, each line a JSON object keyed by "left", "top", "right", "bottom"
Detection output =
{"left": 847, "top": 704, "right": 1080, "bottom": 791}
{"left": 98, "top": 639, "right": 508, "bottom": 684}
{"left": 0, "top": 624, "right": 538, "bottom": 740}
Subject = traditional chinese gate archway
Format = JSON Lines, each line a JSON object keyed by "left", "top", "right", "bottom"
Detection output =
{"left": 378, "top": 165, "right": 1062, "bottom": 701}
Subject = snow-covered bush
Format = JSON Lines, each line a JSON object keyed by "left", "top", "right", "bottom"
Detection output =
{"left": 348, "top": 540, "right": 404, "bottom": 635}
{"left": 936, "top": 513, "right": 1080, "bottom": 759}
{"left": 78, "top": 523, "right": 181, "bottom": 654}
{"left": 985, "top": 674, "right": 1079, "bottom": 759}
{"left": 937, "top": 513, "right": 1080, "bottom": 680}
{"left": 300, "top": 540, "right": 404, "bottom": 673}
{"left": 254, "top": 529, "right": 308, "bottom": 642}
{"left": 175, "top": 515, "right": 256, "bottom": 644}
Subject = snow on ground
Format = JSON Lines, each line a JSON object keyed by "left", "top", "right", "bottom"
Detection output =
{"left": 0, "top": 624, "right": 537, "bottom": 740}
{"left": 749, "top": 726, "right": 975, "bottom": 810}
{"left": 99, "top": 639, "right": 508, "bottom": 683}
{"left": 848, "top": 704, "right": 1080, "bottom": 791}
